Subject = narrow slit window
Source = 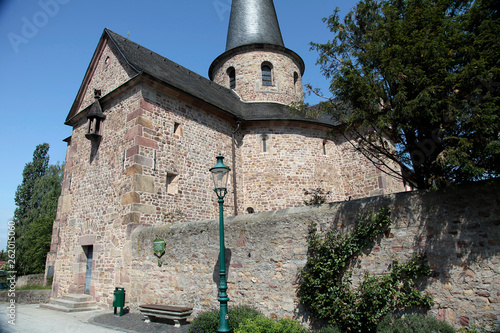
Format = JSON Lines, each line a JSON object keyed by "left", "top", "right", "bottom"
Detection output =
{"left": 166, "top": 173, "right": 179, "bottom": 195}
{"left": 323, "top": 140, "right": 327, "bottom": 155}
{"left": 68, "top": 174, "right": 73, "bottom": 191}
{"left": 261, "top": 134, "right": 269, "bottom": 153}
{"left": 228, "top": 67, "right": 236, "bottom": 89}
{"left": 294, "top": 72, "right": 299, "bottom": 93}
{"left": 262, "top": 64, "right": 272, "bottom": 86}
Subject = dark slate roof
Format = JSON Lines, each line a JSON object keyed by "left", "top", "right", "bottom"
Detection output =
{"left": 104, "top": 29, "right": 337, "bottom": 127}
{"left": 225, "top": 0, "right": 284, "bottom": 51}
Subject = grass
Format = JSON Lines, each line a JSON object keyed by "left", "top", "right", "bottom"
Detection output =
{"left": 15, "top": 284, "right": 51, "bottom": 290}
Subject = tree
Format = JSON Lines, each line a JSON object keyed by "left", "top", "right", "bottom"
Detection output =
{"left": 13, "top": 144, "right": 63, "bottom": 275}
{"left": 307, "top": 0, "right": 499, "bottom": 189}
{"left": 14, "top": 143, "right": 50, "bottom": 224}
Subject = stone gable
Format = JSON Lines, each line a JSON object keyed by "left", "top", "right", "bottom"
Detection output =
{"left": 77, "top": 38, "right": 138, "bottom": 115}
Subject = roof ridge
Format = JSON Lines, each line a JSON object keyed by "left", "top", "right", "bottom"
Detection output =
{"left": 96, "top": 29, "right": 335, "bottom": 127}
{"left": 104, "top": 29, "right": 208, "bottom": 83}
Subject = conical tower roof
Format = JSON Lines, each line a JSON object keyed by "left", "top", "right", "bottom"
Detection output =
{"left": 225, "top": 0, "right": 284, "bottom": 51}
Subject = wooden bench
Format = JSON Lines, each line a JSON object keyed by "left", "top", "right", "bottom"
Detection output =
{"left": 139, "top": 304, "right": 193, "bottom": 328}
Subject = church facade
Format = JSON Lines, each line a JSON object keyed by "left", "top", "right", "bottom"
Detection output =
{"left": 46, "top": 0, "right": 404, "bottom": 305}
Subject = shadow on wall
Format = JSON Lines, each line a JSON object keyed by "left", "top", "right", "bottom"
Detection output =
{"left": 213, "top": 248, "right": 232, "bottom": 290}
{"left": 315, "top": 179, "right": 500, "bottom": 325}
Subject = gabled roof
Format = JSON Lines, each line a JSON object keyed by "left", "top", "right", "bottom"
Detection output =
{"left": 104, "top": 29, "right": 244, "bottom": 119}
{"left": 67, "top": 29, "right": 337, "bottom": 127}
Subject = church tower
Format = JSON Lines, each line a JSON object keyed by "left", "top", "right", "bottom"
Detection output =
{"left": 209, "top": 0, "right": 305, "bottom": 105}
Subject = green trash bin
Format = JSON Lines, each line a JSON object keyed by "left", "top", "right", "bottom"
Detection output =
{"left": 113, "top": 287, "right": 125, "bottom": 316}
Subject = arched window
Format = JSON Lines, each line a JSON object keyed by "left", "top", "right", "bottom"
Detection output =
{"left": 227, "top": 67, "right": 236, "bottom": 89}
{"left": 261, "top": 63, "right": 272, "bottom": 86}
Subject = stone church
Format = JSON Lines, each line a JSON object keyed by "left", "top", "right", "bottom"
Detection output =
{"left": 46, "top": 0, "right": 404, "bottom": 307}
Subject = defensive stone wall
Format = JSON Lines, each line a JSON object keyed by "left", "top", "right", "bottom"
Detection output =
{"left": 126, "top": 179, "right": 500, "bottom": 329}
{"left": 0, "top": 290, "right": 51, "bottom": 304}
{"left": 16, "top": 274, "right": 46, "bottom": 288}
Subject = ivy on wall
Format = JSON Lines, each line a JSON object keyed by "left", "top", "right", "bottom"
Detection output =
{"left": 297, "top": 207, "right": 433, "bottom": 332}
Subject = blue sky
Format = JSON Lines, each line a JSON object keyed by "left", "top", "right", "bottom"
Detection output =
{"left": 0, "top": 0, "right": 358, "bottom": 252}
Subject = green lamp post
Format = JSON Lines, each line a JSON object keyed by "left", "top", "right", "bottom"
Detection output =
{"left": 209, "top": 153, "right": 231, "bottom": 333}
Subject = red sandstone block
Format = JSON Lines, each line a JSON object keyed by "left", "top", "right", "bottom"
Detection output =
{"left": 437, "top": 308, "right": 446, "bottom": 320}
{"left": 126, "top": 145, "right": 139, "bottom": 157}
{"left": 125, "top": 125, "right": 143, "bottom": 140}
{"left": 459, "top": 316, "right": 469, "bottom": 326}
{"left": 140, "top": 99, "right": 154, "bottom": 112}
{"left": 127, "top": 108, "right": 143, "bottom": 122}
{"left": 391, "top": 245, "right": 404, "bottom": 251}
{"left": 135, "top": 136, "right": 158, "bottom": 149}
{"left": 477, "top": 291, "right": 490, "bottom": 297}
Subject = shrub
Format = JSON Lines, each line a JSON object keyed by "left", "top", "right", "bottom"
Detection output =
{"left": 188, "top": 305, "right": 262, "bottom": 333}
{"left": 459, "top": 323, "right": 500, "bottom": 333}
{"left": 228, "top": 305, "right": 262, "bottom": 330}
{"left": 316, "top": 326, "right": 343, "bottom": 333}
{"left": 303, "top": 188, "right": 331, "bottom": 205}
{"left": 235, "top": 315, "right": 308, "bottom": 333}
{"left": 377, "top": 314, "right": 456, "bottom": 333}
{"left": 188, "top": 308, "right": 219, "bottom": 333}
{"left": 298, "top": 208, "right": 433, "bottom": 332}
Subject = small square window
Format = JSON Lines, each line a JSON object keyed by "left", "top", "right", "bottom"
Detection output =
{"left": 166, "top": 173, "right": 179, "bottom": 195}
{"left": 173, "top": 122, "right": 183, "bottom": 136}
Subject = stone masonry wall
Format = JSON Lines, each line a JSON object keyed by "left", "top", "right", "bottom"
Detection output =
{"left": 127, "top": 180, "right": 500, "bottom": 329}
{"left": 212, "top": 49, "right": 304, "bottom": 105}
{"left": 79, "top": 39, "right": 137, "bottom": 113}
{"left": 125, "top": 83, "right": 237, "bottom": 225}
{"left": 238, "top": 123, "right": 404, "bottom": 214}
{"left": 51, "top": 86, "right": 144, "bottom": 301}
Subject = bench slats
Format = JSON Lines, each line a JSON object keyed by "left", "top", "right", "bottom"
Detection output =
{"left": 140, "top": 304, "right": 192, "bottom": 313}
{"left": 139, "top": 304, "right": 193, "bottom": 328}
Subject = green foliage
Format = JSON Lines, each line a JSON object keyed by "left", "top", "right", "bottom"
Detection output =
{"left": 14, "top": 143, "right": 50, "bottom": 224}
{"left": 188, "top": 305, "right": 262, "bottom": 333}
{"left": 316, "top": 326, "right": 343, "bottom": 333}
{"left": 189, "top": 308, "right": 219, "bottom": 333}
{"left": 235, "top": 316, "right": 308, "bottom": 333}
{"left": 228, "top": 305, "right": 263, "bottom": 331}
{"left": 458, "top": 323, "right": 500, "bottom": 333}
{"left": 303, "top": 188, "right": 331, "bottom": 206}
{"left": 298, "top": 208, "right": 433, "bottom": 333}
{"left": 13, "top": 144, "right": 63, "bottom": 276}
{"left": 308, "top": 0, "right": 500, "bottom": 189}
{"left": 377, "top": 314, "right": 455, "bottom": 333}
{"left": 16, "top": 284, "right": 51, "bottom": 290}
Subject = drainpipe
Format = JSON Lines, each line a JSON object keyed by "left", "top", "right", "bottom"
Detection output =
{"left": 231, "top": 120, "right": 241, "bottom": 216}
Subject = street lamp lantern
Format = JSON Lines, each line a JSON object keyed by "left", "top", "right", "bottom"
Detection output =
{"left": 209, "top": 153, "right": 231, "bottom": 333}
{"left": 210, "top": 154, "right": 231, "bottom": 199}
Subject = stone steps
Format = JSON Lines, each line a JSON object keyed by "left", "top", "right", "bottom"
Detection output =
{"left": 40, "top": 294, "right": 99, "bottom": 312}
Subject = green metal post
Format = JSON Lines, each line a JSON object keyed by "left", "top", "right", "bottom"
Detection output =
{"left": 217, "top": 196, "right": 231, "bottom": 332}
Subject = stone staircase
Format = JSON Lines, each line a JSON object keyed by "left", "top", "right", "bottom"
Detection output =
{"left": 41, "top": 294, "right": 99, "bottom": 312}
